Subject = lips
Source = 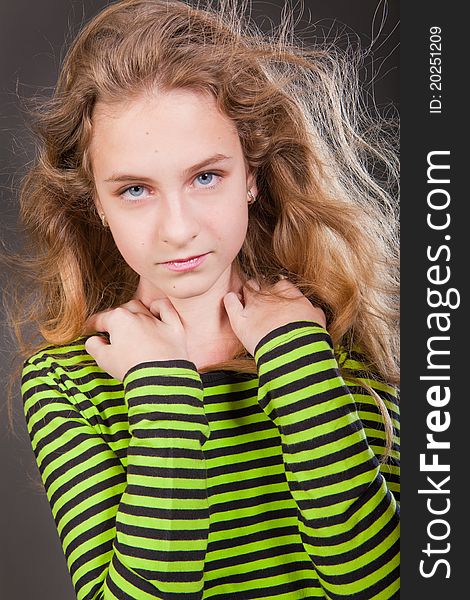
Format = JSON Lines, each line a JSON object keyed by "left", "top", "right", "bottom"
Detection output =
{"left": 163, "top": 253, "right": 206, "bottom": 264}
{"left": 161, "top": 252, "right": 210, "bottom": 272}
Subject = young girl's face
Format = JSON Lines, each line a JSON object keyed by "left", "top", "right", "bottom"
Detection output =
{"left": 90, "top": 88, "right": 257, "bottom": 300}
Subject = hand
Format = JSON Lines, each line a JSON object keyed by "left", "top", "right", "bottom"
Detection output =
{"left": 223, "top": 278, "right": 326, "bottom": 356}
{"left": 83, "top": 299, "right": 189, "bottom": 381}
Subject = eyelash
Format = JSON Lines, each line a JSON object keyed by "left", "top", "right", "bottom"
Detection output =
{"left": 118, "top": 171, "right": 223, "bottom": 204}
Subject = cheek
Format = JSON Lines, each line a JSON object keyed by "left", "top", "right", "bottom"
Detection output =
{"left": 109, "top": 227, "right": 147, "bottom": 267}
{"left": 220, "top": 205, "right": 249, "bottom": 249}
{"left": 234, "top": 202, "right": 249, "bottom": 235}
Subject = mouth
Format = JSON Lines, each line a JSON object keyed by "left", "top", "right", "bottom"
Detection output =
{"left": 161, "top": 252, "right": 210, "bottom": 272}
{"left": 162, "top": 253, "right": 207, "bottom": 264}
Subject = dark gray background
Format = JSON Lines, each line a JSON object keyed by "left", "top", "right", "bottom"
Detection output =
{"left": 0, "top": 1, "right": 398, "bottom": 598}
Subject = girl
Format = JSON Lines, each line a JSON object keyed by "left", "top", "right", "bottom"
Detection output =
{"left": 12, "top": 0, "right": 400, "bottom": 598}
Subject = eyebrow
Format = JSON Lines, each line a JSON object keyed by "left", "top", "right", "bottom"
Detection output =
{"left": 104, "top": 153, "right": 233, "bottom": 183}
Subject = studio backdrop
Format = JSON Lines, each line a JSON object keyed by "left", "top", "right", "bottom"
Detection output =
{"left": 0, "top": 1, "right": 398, "bottom": 599}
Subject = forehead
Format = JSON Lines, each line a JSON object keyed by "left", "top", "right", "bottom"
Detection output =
{"left": 88, "top": 89, "right": 244, "bottom": 179}
{"left": 90, "top": 88, "right": 239, "bottom": 150}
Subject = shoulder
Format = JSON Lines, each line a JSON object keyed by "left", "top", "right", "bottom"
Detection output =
{"left": 21, "top": 337, "right": 118, "bottom": 423}
{"left": 23, "top": 336, "right": 88, "bottom": 368}
{"left": 336, "top": 343, "right": 400, "bottom": 466}
{"left": 22, "top": 336, "right": 100, "bottom": 383}
{"left": 335, "top": 345, "right": 398, "bottom": 399}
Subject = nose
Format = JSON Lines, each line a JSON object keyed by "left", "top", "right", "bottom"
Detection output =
{"left": 157, "top": 194, "right": 200, "bottom": 246}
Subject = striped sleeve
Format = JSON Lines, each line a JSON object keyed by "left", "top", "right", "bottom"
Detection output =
{"left": 22, "top": 358, "right": 210, "bottom": 600}
{"left": 253, "top": 321, "right": 400, "bottom": 600}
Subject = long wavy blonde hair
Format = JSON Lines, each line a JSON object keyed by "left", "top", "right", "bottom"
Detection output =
{"left": 3, "top": 0, "right": 399, "bottom": 449}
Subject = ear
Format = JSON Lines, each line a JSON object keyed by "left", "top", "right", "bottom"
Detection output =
{"left": 247, "top": 170, "right": 258, "bottom": 198}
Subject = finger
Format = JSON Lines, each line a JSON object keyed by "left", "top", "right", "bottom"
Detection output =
{"left": 83, "top": 311, "right": 111, "bottom": 335}
{"left": 83, "top": 312, "right": 108, "bottom": 335}
{"left": 83, "top": 308, "right": 115, "bottom": 335}
{"left": 82, "top": 318, "right": 95, "bottom": 336}
{"left": 243, "top": 279, "right": 261, "bottom": 295}
{"left": 274, "top": 278, "right": 303, "bottom": 298}
{"left": 230, "top": 290, "right": 245, "bottom": 304}
{"left": 223, "top": 292, "right": 244, "bottom": 321}
{"left": 84, "top": 303, "right": 149, "bottom": 336}
{"left": 244, "top": 279, "right": 280, "bottom": 304}
{"left": 149, "top": 297, "right": 181, "bottom": 325}
{"left": 120, "top": 299, "right": 154, "bottom": 317}
{"left": 84, "top": 334, "right": 109, "bottom": 361}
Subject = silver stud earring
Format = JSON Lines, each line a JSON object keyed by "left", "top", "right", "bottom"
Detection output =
{"left": 100, "top": 213, "right": 108, "bottom": 228}
{"left": 247, "top": 190, "right": 257, "bottom": 205}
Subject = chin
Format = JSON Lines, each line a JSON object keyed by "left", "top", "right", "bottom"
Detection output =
{"left": 161, "top": 277, "right": 216, "bottom": 299}
{"left": 166, "top": 268, "right": 232, "bottom": 300}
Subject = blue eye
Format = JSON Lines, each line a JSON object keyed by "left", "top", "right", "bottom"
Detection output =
{"left": 120, "top": 185, "right": 149, "bottom": 203}
{"left": 196, "top": 173, "right": 215, "bottom": 186}
{"left": 118, "top": 172, "right": 221, "bottom": 204}
{"left": 126, "top": 186, "right": 145, "bottom": 197}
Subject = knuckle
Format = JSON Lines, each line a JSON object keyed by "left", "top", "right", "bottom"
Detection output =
{"left": 151, "top": 297, "right": 172, "bottom": 310}
{"left": 123, "top": 299, "right": 142, "bottom": 309}
{"left": 109, "top": 307, "right": 130, "bottom": 323}
{"left": 85, "top": 336, "right": 97, "bottom": 354}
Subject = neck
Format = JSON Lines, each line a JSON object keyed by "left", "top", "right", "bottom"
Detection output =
{"left": 133, "top": 264, "right": 245, "bottom": 365}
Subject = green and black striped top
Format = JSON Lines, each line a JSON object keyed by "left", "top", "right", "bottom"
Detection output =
{"left": 22, "top": 320, "right": 400, "bottom": 600}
